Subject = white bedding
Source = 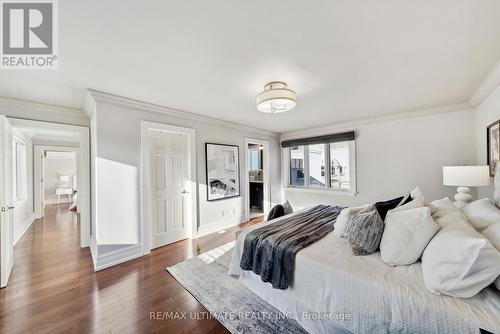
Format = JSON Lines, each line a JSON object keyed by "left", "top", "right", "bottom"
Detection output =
{"left": 229, "top": 209, "right": 500, "bottom": 334}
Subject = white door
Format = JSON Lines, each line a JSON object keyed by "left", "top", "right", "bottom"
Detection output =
{"left": 0, "top": 116, "right": 14, "bottom": 288}
{"left": 151, "top": 131, "right": 190, "bottom": 249}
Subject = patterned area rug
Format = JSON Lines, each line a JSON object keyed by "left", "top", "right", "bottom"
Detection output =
{"left": 167, "top": 241, "right": 308, "bottom": 334}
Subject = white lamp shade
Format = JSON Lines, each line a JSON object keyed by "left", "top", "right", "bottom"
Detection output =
{"left": 443, "top": 166, "right": 491, "bottom": 187}
{"left": 59, "top": 175, "right": 70, "bottom": 183}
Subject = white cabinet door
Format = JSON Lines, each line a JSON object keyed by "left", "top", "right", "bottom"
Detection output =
{"left": 0, "top": 116, "right": 14, "bottom": 287}
{"left": 151, "top": 132, "right": 189, "bottom": 249}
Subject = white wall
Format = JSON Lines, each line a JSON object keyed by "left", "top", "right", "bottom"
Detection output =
{"left": 12, "top": 129, "right": 34, "bottom": 244}
{"left": 475, "top": 84, "right": 500, "bottom": 199}
{"left": 283, "top": 109, "right": 477, "bottom": 209}
{"left": 90, "top": 93, "right": 282, "bottom": 254}
{"left": 43, "top": 154, "right": 76, "bottom": 204}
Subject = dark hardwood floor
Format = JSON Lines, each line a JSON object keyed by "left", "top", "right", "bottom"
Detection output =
{"left": 0, "top": 204, "right": 264, "bottom": 334}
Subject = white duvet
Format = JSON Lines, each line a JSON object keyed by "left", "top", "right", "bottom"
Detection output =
{"left": 229, "top": 209, "right": 500, "bottom": 334}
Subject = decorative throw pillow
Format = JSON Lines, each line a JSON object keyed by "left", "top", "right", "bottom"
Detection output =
{"left": 430, "top": 197, "right": 460, "bottom": 220}
{"left": 333, "top": 204, "right": 373, "bottom": 238}
{"left": 390, "top": 196, "right": 425, "bottom": 213}
{"left": 421, "top": 210, "right": 500, "bottom": 298}
{"left": 462, "top": 198, "right": 500, "bottom": 232}
{"left": 375, "top": 194, "right": 412, "bottom": 221}
{"left": 267, "top": 204, "right": 284, "bottom": 221}
{"left": 282, "top": 200, "right": 293, "bottom": 215}
{"left": 343, "top": 209, "right": 385, "bottom": 255}
{"left": 410, "top": 186, "right": 437, "bottom": 215}
{"left": 481, "top": 223, "right": 500, "bottom": 291}
{"left": 380, "top": 207, "right": 440, "bottom": 266}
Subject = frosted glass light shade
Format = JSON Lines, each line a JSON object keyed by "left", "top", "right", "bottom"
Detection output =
{"left": 256, "top": 81, "right": 296, "bottom": 113}
{"left": 443, "top": 166, "right": 491, "bottom": 187}
{"left": 59, "top": 175, "right": 70, "bottom": 183}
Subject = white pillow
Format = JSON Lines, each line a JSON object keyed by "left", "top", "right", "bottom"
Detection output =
{"left": 333, "top": 204, "right": 373, "bottom": 238}
{"left": 430, "top": 197, "right": 460, "bottom": 219}
{"left": 482, "top": 223, "right": 500, "bottom": 291}
{"left": 421, "top": 211, "right": 500, "bottom": 298}
{"left": 462, "top": 198, "right": 500, "bottom": 232}
{"left": 380, "top": 207, "right": 440, "bottom": 266}
{"left": 390, "top": 196, "right": 424, "bottom": 212}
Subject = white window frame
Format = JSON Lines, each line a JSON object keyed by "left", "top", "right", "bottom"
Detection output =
{"left": 285, "top": 140, "right": 357, "bottom": 196}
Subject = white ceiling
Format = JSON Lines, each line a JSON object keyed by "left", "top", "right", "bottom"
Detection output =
{"left": 1, "top": 0, "right": 500, "bottom": 132}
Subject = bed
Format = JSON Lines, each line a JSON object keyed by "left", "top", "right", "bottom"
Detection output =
{"left": 229, "top": 195, "right": 500, "bottom": 333}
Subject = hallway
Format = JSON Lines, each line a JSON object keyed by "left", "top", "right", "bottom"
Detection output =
{"left": 0, "top": 203, "right": 263, "bottom": 333}
{"left": 0, "top": 204, "right": 93, "bottom": 333}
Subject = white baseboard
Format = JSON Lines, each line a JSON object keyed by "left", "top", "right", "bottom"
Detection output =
{"left": 93, "top": 244, "right": 143, "bottom": 271}
{"left": 90, "top": 236, "right": 97, "bottom": 268}
{"left": 44, "top": 198, "right": 71, "bottom": 205}
{"left": 14, "top": 213, "right": 35, "bottom": 246}
{"left": 196, "top": 215, "right": 246, "bottom": 238}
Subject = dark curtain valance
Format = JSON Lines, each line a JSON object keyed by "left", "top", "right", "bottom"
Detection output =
{"left": 281, "top": 131, "right": 355, "bottom": 148}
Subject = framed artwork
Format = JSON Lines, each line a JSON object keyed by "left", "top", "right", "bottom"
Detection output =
{"left": 487, "top": 120, "right": 500, "bottom": 176}
{"left": 205, "top": 143, "right": 240, "bottom": 201}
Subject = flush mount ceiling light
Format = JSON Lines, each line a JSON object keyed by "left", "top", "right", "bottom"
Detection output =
{"left": 256, "top": 81, "right": 296, "bottom": 113}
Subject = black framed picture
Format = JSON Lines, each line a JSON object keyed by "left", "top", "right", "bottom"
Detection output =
{"left": 487, "top": 120, "right": 500, "bottom": 176}
{"left": 205, "top": 143, "right": 240, "bottom": 201}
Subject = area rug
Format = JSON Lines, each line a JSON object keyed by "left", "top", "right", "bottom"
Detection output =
{"left": 167, "top": 241, "right": 308, "bottom": 334}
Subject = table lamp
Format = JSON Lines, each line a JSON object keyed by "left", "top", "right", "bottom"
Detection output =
{"left": 443, "top": 166, "right": 491, "bottom": 209}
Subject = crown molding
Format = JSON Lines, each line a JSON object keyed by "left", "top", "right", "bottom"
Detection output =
{"left": 0, "top": 96, "right": 86, "bottom": 117}
{"left": 87, "top": 89, "right": 280, "bottom": 138}
{"left": 281, "top": 101, "right": 473, "bottom": 140}
{"left": 0, "top": 96, "right": 89, "bottom": 126}
{"left": 469, "top": 59, "right": 500, "bottom": 107}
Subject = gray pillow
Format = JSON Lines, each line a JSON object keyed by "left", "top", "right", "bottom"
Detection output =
{"left": 282, "top": 200, "right": 293, "bottom": 215}
{"left": 343, "top": 209, "right": 385, "bottom": 256}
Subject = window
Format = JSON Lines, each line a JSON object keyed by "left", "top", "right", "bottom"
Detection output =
{"left": 289, "top": 146, "right": 305, "bottom": 187}
{"left": 248, "top": 148, "right": 261, "bottom": 171}
{"left": 308, "top": 144, "right": 325, "bottom": 188}
{"left": 13, "top": 139, "right": 27, "bottom": 201}
{"left": 330, "top": 142, "right": 350, "bottom": 190}
{"left": 287, "top": 140, "right": 355, "bottom": 193}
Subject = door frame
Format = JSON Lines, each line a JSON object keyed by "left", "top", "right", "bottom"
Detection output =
{"left": 244, "top": 138, "right": 271, "bottom": 221}
{"left": 140, "top": 121, "right": 197, "bottom": 254}
{"left": 34, "top": 145, "right": 80, "bottom": 215}
{"left": 0, "top": 116, "right": 14, "bottom": 287}
{"left": 7, "top": 118, "right": 91, "bottom": 248}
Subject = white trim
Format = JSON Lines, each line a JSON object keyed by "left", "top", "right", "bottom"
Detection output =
{"left": 196, "top": 216, "right": 246, "bottom": 238}
{"left": 88, "top": 89, "right": 279, "bottom": 138}
{"left": 93, "top": 244, "right": 143, "bottom": 271}
{"left": 469, "top": 59, "right": 500, "bottom": 106}
{"left": 244, "top": 138, "right": 271, "bottom": 221}
{"left": 0, "top": 96, "right": 89, "bottom": 126}
{"left": 140, "top": 121, "right": 198, "bottom": 255}
{"left": 90, "top": 236, "right": 97, "bottom": 267}
{"left": 13, "top": 213, "right": 35, "bottom": 245}
{"left": 284, "top": 187, "right": 357, "bottom": 197}
{"left": 280, "top": 102, "right": 473, "bottom": 140}
{"left": 11, "top": 118, "right": 91, "bottom": 248}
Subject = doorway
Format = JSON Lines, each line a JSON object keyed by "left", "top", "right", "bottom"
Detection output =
{"left": 244, "top": 138, "right": 270, "bottom": 221}
{"left": 0, "top": 116, "right": 90, "bottom": 288}
{"left": 36, "top": 147, "right": 78, "bottom": 212}
{"left": 141, "top": 121, "right": 197, "bottom": 253}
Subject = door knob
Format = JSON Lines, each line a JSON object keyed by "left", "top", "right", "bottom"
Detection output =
{"left": 1, "top": 206, "right": 14, "bottom": 212}
{"left": 181, "top": 190, "right": 189, "bottom": 194}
